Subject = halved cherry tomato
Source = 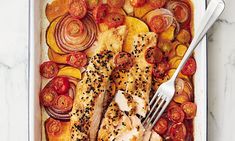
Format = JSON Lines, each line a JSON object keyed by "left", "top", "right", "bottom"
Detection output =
{"left": 107, "top": 0, "right": 125, "bottom": 8}
{"left": 52, "top": 95, "right": 73, "bottom": 113}
{"left": 40, "top": 87, "right": 58, "bottom": 107}
{"left": 167, "top": 101, "right": 179, "bottom": 110}
{"left": 181, "top": 58, "right": 196, "bottom": 76}
{"left": 115, "top": 52, "right": 134, "bottom": 70}
{"left": 181, "top": 102, "right": 197, "bottom": 119}
{"left": 66, "top": 52, "right": 88, "bottom": 68}
{"left": 130, "top": 0, "right": 146, "bottom": 7}
{"left": 169, "top": 123, "right": 187, "bottom": 141}
{"left": 40, "top": 61, "right": 59, "bottom": 79}
{"left": 86, "top": 0, "right": 100, "bottom": 10}
{"left": 104, "top": 13, "right": 125, "bottom": 28}
{"left": 152, "top": 62, "right": 170, "bottom": 78}
{"left": 45, "top": 118, "right": 62, "bottom": 136}
{"left": 167, "top": 106, "right": 185, "bottom": 123}
{"left": 153, "top": 117, "right": 168, "bottom": 135}
{"left": 69, "top": 0, "right": 87, "bottom": 19}
{"left": 172, "top": 2, "right": 189, "bottom": 23}
{"left": 145, "top": 47, "right": 163, "bottom": 64}
{"left": 149, "top": 0, "right": 166, "bottom": 8}
{"left": 93, "top": 4, "right": 109, "bottom": 23}
{"left": 149, "top": 15, "right": 167, "bottom": 33}
{"left": 51, "top": 76, "right": 70, "bottom": 94}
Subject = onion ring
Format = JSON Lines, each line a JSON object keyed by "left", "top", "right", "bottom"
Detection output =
{"left": 55, "top": 12, "right": 98, "bottom": 53}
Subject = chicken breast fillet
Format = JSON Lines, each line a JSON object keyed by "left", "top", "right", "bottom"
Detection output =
{"left": 70, "top": 26, "right": 127, "bottom": 141}
{"left": 98, "top": 32, "right": 158, "bottom": 141}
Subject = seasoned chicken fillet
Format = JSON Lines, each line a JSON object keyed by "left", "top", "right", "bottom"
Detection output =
{"left": 98, "top": 100, "right": 144, "bottom": 141}
{"left": 98, "top": 32, "right": 157, "bottom": 141}
{"left": 70, "top": 26, "right": 127, "bottom": 141}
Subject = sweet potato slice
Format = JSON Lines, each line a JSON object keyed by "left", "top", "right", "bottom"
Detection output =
{"left": 168, "top": 69, "right": 189, "bottom": 80}
{"left": 176, "top": 44, "right": 187, "bottom": 57}
{"left": 134, "top": 2, "right": 154, "bottom": 18}
{"left": 48, "top": 48, "right": 68, "bottom": 64}
{"left": 46, "top": 17, "right": 66, "bottom": 54}
{"left": 46, "top": 0, "right": 69, "bottom": 22}
{"left": 58, "top": 66, "right": 81, "bottom": 79}
{"left": 160, "top": 26, "right": 176, "bottom": 41}
{"left": 123, "top": 16, "right": 149, "bottom": 53}
{"left": 45, "top": 118, "right": 70, "bottom": 141}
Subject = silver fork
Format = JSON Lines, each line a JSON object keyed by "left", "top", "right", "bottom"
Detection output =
{"left": 142, "top": 0, "right": 225, "bottom": 129}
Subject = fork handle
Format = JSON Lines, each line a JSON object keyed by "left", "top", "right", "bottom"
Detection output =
{"left": 171, "top": 0, "right": 225, "bottom": 81}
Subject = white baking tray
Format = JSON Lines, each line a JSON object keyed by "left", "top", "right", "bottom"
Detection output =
{"left": 29, "top": 0, "right": 208, "bottom": 140}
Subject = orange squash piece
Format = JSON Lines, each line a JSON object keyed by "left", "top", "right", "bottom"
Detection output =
{"left": 46, "top": 16, "right": 66, "bottom": 54}
{"left": 134, "top": 2, "right": 155, "bottom": 18}
{"left": 48, "top": 48, "right": 68, "bottom": 64}
{"left": 45, "top": 118, "right": 70, "bottom": 141}
{"left": 46, "top": 0, "right": 69, "bottom": 22}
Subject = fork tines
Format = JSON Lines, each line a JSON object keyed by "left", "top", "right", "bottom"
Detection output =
{"left": 142, "top": 93, "right": 168, "bottom": 129}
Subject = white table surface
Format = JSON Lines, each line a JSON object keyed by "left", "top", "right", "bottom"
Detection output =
{"left": 0, "top": 0, "right": 234, "bottom": 140}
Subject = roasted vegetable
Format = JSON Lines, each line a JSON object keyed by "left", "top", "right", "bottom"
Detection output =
{"left": 176, "top": 29, "right": 191, "bottom": 44}
{"left": 45, "top": 118, "right": 70, "bottom": 141}
{"left": 159, "top": 25, "right": 176, "bottom": 41}
{"left": 46, "top": 17, "right": 66, "bottom": 54}
{"left": 46, "top": 0, "right": 69, "bottom": 22}
{"left": 57, "top": 66, "right": 82, "bottom": 79}
{"left": 134, "top": 2, "right": 154, "bottom": 18}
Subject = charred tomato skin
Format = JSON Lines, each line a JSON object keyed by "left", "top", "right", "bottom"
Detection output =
{"left": 40, "top": 61, "right": 59, "bottom": 79}
{"left": 51, "top": 76, "right": 70, "bottom": 94}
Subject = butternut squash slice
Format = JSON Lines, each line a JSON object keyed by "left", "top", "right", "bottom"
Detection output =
{"left": 46, "top": 17, "right": 66, "bottom": 54}
{"left": 45, "top": 0, "right": 69, "bottom": 22}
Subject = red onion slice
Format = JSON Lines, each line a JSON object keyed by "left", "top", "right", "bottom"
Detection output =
{"left": 166, "top": 1, "right": 189, "bottom": 23}
{"left": 144, "top": 8, "right": 174, "bottom": 32}
{"left": 55, "top": 12, "right": 98, "bottom": 53}
{"left": 44, "top": 76, "right": 78, "bottom": 120}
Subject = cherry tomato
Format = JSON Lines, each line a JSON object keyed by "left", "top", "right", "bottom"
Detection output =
{"left": 153, "top": 117, "right": 168, "bottom": 135}
{"left": 66, "top": 52, "right": 88, "bottom": 68}
{"left": 104, "top": 13, "right": 125, "bottom": 28}
{"left": 181, "top": 58, "right": 196, "bottom": 76}
{"left": 115, "top": 52, "right": 134, "bottom": 70}
{"left": 93, "top": 4, "right": 109, "bottom": 23}
{"left": 107, "top": 0, "right": 125, "bottom": 8}
{"left": 52, "top": 95, "right": 73, "bottom": 113}
{"left": 169, "top": 123, "right": 187, "bottom": 141}
{"left": 153, "top": 62, "right": 170, "bottom": 78}
{"left": 40, "top": 87, "right": 58, "bottom": 107}
{"left": 149, "top": 15, "right": 167, "bottom": 33}
{"left": 51, "top": 76, "right": 70, "bottom": 94}
{"left": 40, "top": 61, "right": 59, "bottom": 79}
{"left": 167, "top": 106, "right": 185, "bottom": 123}
{"left": 45, "top": 118, "right": 62, "bottom": 136}
{"left": 145, "top": 47, "right": 163, "bottom": 64}
{"left": 181, "top": 102, "right": 197, "bottom": 119}
{"left": 86, "top": 0, "right": 100, "bottom": 10}
{"left": 172, "top": 2, "right": 189, "bottom": 23}
{"left": 69, "top": 0, "right": 87, "bottom": 19}
{"left": 149, "top": 0, "right": 166, "bottom": 8}
{"left": 130, "top": 0, "right": 146, "bottom": 7}
{"left": 167, "top": 101, "right": 179, "bottom": 110}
